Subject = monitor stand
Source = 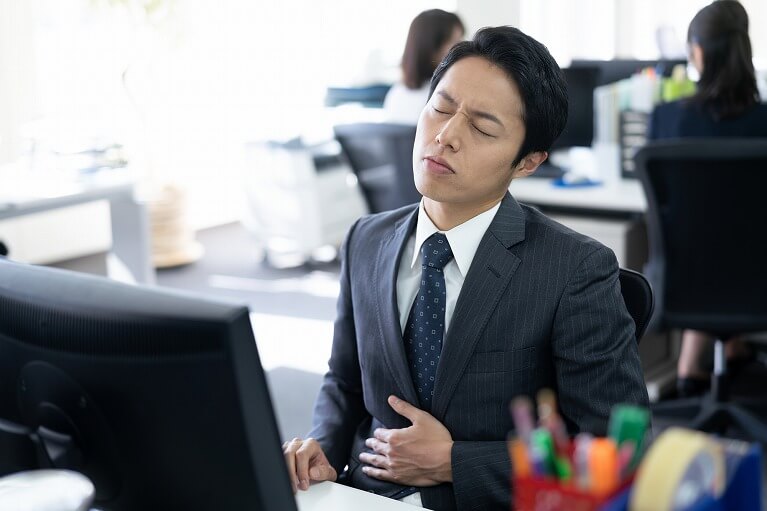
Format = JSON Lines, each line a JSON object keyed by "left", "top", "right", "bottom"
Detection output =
{"left": 0, "top": 418, "right": 37, "bottom": 476}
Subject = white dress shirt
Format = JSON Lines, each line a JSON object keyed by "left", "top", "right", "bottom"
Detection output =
{"left": 395, "top": 199, "right": 501, "bottom": 507}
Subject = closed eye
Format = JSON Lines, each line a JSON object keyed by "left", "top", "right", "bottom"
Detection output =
{"left": 473, "top": 125, "right": 495, "bottom": 137}
{"left": 432, "top": 106, "right": 449, "bottom": 115}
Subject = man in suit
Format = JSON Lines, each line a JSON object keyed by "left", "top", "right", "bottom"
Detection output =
{"left": 284, "top": 26, "right": 649, "bottom": 510}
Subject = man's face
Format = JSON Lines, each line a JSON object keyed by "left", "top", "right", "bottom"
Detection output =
{"left": 413, "top": 56, "right": 529, "bottom": 207}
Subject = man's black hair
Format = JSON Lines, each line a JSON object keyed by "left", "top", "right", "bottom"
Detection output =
{"left": 429, "top": 26, "right": 568, "bottom": 167}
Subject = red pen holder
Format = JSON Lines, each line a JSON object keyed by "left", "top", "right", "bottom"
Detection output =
{"left": 513, "top": 475, "right": 633, "bottom": 511}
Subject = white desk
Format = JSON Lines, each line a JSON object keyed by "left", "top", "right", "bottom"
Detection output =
{"left": 296, "top": 482, "right": 416, "bottom": 510}
{"left": 507, "top": 177, "right": 648, "bottom": 269}
{"left": 0, "top": 168, "right": 154, "bottom": 284}
{"left": 510, "top": 177, "right": 646, "bottom": 215}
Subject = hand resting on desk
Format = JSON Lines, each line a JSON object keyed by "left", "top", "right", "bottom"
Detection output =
{"left": 283, "top": 437, "right": 337, "bottom": 493}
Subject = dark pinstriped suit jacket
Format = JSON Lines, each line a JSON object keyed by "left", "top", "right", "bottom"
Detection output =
{"left": 309, "top": 192, "right": 649, "bottom": 510}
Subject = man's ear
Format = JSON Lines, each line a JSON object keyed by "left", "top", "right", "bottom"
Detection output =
{"left": 512, "top": 151, "right": 548, "bottom": 179}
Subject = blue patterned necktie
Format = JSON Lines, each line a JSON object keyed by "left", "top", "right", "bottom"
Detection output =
{"left": 404, "top": 232, "right": 453, "bottom": 410}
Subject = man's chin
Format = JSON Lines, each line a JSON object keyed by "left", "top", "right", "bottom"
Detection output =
{"left": 417, "top": 189, "right": 458, "bottom": 206}
{"left": 415, "top": 175, "right": 454, "bottom": 201}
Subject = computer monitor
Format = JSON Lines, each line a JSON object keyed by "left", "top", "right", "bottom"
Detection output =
{"left": 0, "top": 258, "right": 297, "bottom": 511}
{"left": 551, "top": 60, "right": 689, "bottom": 149}
{"left": 570, "top": 58, "right": 688, "bottom": 86}
{"left": 549, "top": 66, "right": 600, "bottom": 151}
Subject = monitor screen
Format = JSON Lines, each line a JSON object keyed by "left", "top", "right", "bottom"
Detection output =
{"left": 550, "top": 66, "right": 600, "bottom": 150}
{"left": 0, "top": 258, "right": 297, "bottom": 511}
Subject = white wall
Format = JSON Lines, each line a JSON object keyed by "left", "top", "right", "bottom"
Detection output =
{"left": 0, "top": 1, "right": 36, "bottom": 164}
{"left": 741, "top": 0, "right": 767, "bottom": 69}
{"left": 455, "top": 0, "right": 520, "bottom": 36}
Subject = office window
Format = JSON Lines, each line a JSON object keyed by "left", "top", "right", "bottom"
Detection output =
{"left": 518, "top": 0, "right": 765, "bottom": 65}
{"left": 519, "top": 0, "right": 617, "bottom": 64}
{"left": 10, "top": 0, "right": 456, "bottom": 226}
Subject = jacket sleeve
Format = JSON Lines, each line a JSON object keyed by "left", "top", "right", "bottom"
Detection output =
{"left": 551, "top": 245, "right": 649, "bottom": 436}
{"left": 307, "top": 219, "right": 369, "bottom": 473}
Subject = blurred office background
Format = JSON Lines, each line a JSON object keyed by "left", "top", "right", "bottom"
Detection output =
{"left": 1, "top": 0, "right": 767, "bottom": 442}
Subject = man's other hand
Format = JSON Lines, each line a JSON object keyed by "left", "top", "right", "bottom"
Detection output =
{"left": 282, "top": 437, "right": 337, "bottom": 493}
{"left": 359, "top": 395, "right": 453, "bottom": 486}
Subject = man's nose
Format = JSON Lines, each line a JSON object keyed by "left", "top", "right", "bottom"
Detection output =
{"left": 436, "top": 115, "right": 462, "bottom": 151}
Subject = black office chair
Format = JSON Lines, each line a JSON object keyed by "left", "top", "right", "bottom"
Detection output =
{"left": 334, "top": 123, "right": 420, "bottom": 213}
{"left": 635, "top": 138, "right": 767, "bottom": 442}
{"left": 619, "top": 268, "right": 654, "bottom": 344}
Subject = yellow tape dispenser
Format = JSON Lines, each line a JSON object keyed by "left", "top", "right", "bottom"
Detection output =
{"left": 630, "top": 428, "right": 726, "bottom": 511}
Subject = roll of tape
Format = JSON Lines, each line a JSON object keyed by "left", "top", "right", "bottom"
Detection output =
{"left": 630, "top": 427, "right": 725, "bottom": 511}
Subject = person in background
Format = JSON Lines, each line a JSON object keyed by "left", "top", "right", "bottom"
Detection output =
{"left": 648, "top": 0, "right": 767, "bottom": 397}
{"left": 383, "top": 9, "right": 464, "bottom": 124}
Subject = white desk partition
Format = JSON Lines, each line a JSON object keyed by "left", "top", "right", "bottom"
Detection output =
{"left": 0, "top": 165, "right": 154, "bottom": 284}
{"left": 296, "top": 481, "right": 416, "bottom": 510}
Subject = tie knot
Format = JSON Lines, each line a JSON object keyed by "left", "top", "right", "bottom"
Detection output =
{"left": 420, "top": 233, "right": 453, "bottom": 272}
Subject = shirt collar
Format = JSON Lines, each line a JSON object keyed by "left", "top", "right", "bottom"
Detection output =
{"left": 410, "top": 199, "right": 502, "bottom": 277}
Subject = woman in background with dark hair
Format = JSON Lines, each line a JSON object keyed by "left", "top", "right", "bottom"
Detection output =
{"left": 650, "top": 0, "right": 767, "bottom": 137}
{"left": 383, "top": 9, "right": 464, "bottom": 124}
{"left": 648, "top": 0, "right": 767, "bottom": 397}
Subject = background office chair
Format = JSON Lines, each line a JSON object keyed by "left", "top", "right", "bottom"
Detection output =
{"left": 619, "top": 268, "right": 654, "bottom": 344}
{"left": 635, "top": 138, "right": 767, "bottom": 442}
{"left": 334, "top": 123, "right": 420, "bottom": 213}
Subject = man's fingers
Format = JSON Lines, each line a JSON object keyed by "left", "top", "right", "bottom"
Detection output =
{"left": 284, "top": 454, "right": 297, "bottom": 493}
{"left": 388, "top": 395, "right": 422, "bottom": 423}
{"left": 362, "top": 465, "right": 395, "bottom": 482}
{"left": 373, "top": 427, "right": 393, "bottom": 443}
{"left": 309, "top": 464, "right": 337, "bottom": 482}
{"left": 295, "top": 443, "right": 313, "bottom": 491}
{"left": 365, "top": 437, "right": 390, "bottom": 455}
{"left": 282, "top": 438, "right": 302, "bottom": 493}
{"left": 359, "top": 452, "right": 389, "bottom": 469}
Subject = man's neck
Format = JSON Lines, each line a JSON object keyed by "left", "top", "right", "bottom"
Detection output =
{"left": 422, "top": 195, "right": 504, "bottom": 231}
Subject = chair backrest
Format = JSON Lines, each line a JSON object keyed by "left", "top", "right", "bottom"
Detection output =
{"left": 619, "top": 268, "right": 654, "bottom": 343}
{"left": 635, "top": 138, "right": 767, "bottom": 335}
{"left": 334, "top": 123, "right": 420, "bottom": 213}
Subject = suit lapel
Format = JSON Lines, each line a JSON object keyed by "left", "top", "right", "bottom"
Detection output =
{"left": 432, "top": 193, "right": 526, "bottom": 420}
{"left": 374, "top": 206, "right": 420, "bottom": 405}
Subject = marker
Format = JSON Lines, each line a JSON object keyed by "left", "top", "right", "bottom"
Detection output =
{"left": 529, "top": 428, "right": 557, "bottom": 478}
{"left": 510, "top": 396, "right": 535, "bottom": 444}
{"left": 616, "top": 440, "right": 636, "bottom": 479}
{"left": 537, "top": 388, "right": 569, "bottom": 458}
{"left": 589, "top": 438, "right": 618, "bottom": 497}
{"left": 508, "top": 438, "right": 532, "bottom": 478}
{"left": 608, "top": 404, "right": 649, "bottom": 473}
{"left": 554, "top": 455, "right": 573, "bottom": 482}
{"left": 573, "top": 433, "right": 594, "bottom": 489}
